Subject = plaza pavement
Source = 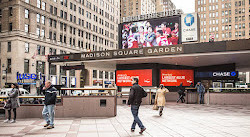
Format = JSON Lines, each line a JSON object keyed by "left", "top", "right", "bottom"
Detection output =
{"left": 1, "top": 103, "right": 250, "bottom": 137}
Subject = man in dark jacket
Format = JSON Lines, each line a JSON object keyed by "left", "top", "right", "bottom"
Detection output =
{"left": 42, "top": 81, "right": 57, "bottom": 129}
{"left": 177, "top": 82, "right": 185, "bottom": 103}
{"left": 128, "top": 77, "right": 147, "bottom": 134}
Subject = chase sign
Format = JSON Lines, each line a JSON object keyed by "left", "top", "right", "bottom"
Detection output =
{"left": 184, "top": 14, "right": 194, "bottom": 26}
{"left": 17, "top": 73, "right": 41, "bottom": 80}
{"left": 181, "top": 13, "right": 198, "bottom": 42}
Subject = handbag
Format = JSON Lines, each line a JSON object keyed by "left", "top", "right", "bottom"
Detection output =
{"left": 3, "top": 99, "right": 11, "bottom": 110}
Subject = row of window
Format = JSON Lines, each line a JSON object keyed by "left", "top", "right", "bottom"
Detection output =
{"left": 93, "top": 70, "right": 114, "bottom": 79}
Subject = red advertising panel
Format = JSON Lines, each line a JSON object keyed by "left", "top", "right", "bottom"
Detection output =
{"left": 160, "top": 69, "right": 194, "bottom": 86}
{"left": 116, "top": 69, "right": 152, "bottom": 86}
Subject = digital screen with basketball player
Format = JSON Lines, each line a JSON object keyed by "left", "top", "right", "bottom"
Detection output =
{"left": 120, "top": 16, "right": 181, "bottom": 49}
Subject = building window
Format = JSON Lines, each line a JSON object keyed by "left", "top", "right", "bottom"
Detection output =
{"left": 36, "top": 27, "right": 40, "bottom": 36}
{"left": 25, "top": 9, "right": 29, "bottom": 18}
{"left": 105, "top": 72, "right": 108, "bottom": 79}
{"left": 9, "top": 7, "right": 13, "bottom": 16}
{"left": 7, "top": 42, "right": 11, "bottom": 52}
{"left": 25, "top": 43, "right": 29, "bottom": 53}
{"left": 54, "top": 7, "right": 57, "bottom": 15}
{"left": 41, "top": 46, "right": 45, "bottom": 55}
{"left": 37, "top": 45, "right": 41, "bottom": 54}
{"left": 25, "top": 24, "right": 29, "bottom": 32}
{"left": 64, "top": 12, "right": 67, "bottom": 20}
{"left": 37, "top": 14, "right": 40, "bottom": 23}
{"left": 49, "top": 31, "right": 52, "bottom": 39}
{"left": 93, "top": 70, "right": 97, "bottom": 78}
{"left": 60, "top": 10, "right": 63, "bottom": 18}
{"left": 99, "top": 70, "right": 103, "bottom": 79}
{"left": 0, "top": 9, "right": 2, "bottom": 18}
{"left": 110, "top": 72, "right": 114, "bottom": 79}
{"left": 50, "top": 5, "right": 53, "bottom": 14}
{"left": 36, "top": 61, "right": 45, "bottom": 74}
{"left": 42, "top": 2, "right": 46, "bottom": 10}
{"left": 37, "top": 0, "right": 41, "bottom": 8}
{"left": 41, "top": 16, "right": 45, "bottom": 24}
{"left": 53, "top": 32, "right": 56, "bottom": 40}
{"left": 24, "top": 59, "right": 29, "bottom": 73}
{"left": 41, "top": 28, "right": 45, "bottom": 37}
{"left": 7, "top": 59, "right": 11, "bottom": 73}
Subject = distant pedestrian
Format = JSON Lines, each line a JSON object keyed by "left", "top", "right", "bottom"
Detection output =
{"left": 3, "top": 83, "right": 20, "bottom": 123}
{"left": 195, "top": 82, "right": 205, "bottom": 104}
{"left": 107, "top": 82, "right": 116, "bottom": 95}
{"left": 177, "top": 82, "right": 185, "bottom": 103}
{"left": 128, "top": 77, "right": 147, "bottom": 134}
{"left": 155, "top": 84, "right": 169, "bottom": 116}
{"left": 42, "top": 81, "right": 57, "bottom": 129}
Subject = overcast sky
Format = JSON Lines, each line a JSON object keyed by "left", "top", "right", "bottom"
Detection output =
{"left": 172, "top": 0, "right": 195, "bottom": 13}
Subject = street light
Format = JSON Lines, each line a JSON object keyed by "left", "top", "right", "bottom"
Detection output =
{"left": 2, "top": 64, "right": 8, "bottom": 86}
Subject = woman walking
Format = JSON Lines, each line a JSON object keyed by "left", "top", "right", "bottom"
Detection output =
{"left": 155, "top": 84, "right": 169, "bottom": 116}
{"left": 4, "top": 83, "right": 20, "bottom": 123}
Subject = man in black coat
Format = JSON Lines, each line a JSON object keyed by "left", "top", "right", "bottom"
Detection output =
{"left": 128, "top": 77, "right": 147, "bottom": 134}
{"left": 42, "top": 81, "right": 57, "bottom": 129}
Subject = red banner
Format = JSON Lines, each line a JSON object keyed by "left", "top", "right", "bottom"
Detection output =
{"left": 116, "top": 69, "right": 152, "bottom": 86}
{"left": 160, "top": 69, "right": 194, "bottom": 86}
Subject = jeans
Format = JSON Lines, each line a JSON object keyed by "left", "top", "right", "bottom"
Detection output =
{"left": 8, "top": 108, "right": 17, "bottom": 120}
{"left": 131, "top": 105, "right": 145, "bottom": 129}
{"left": 42, "top": 105, "right": 55, "bottom": 126}
{"left": 199, "top": 92, "right": 204, "bottom": 104}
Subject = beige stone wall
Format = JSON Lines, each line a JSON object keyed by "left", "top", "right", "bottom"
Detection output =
{"left": 5, "top": 96, "right": 117, "bottom": 118}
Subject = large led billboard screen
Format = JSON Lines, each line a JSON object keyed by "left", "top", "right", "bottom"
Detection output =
{"left": 120, "top": 16, "right": 181, "bottom": 49}
{"left": 160, "top": 69, "right": 194, "bottom": 86}
{"left": 116, "top": 69, "right": 152, "bottom": 86}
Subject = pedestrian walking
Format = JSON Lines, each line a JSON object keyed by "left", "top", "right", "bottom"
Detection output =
{"left": 177, "top": 82, "right": 185, "bottom": 103}
{"left": 3, "top": 83, "right": 20, "bottom": 123}
{"left": 42, "top": 81, "right": 57, "bottom": 129}
{"left": 128, "top": 77, "right": 147, "bottom": 134}
{"left": 195, "top": 82, "right": 205, "bottom": 104}
{"left": 155, "top": 84, "right": 169, "bottom": 116}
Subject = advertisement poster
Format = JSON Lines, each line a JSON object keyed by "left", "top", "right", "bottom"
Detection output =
{"left": 121, "top": 16, "right": 181, "bottom": 49}
{"left": 181, "top": 13, "right": 198, "bottom": 42}
{"left": 116, "top": 69, "right": 152, "bottom": 86}
{"left": 160, "top": 69, "right": 194, "bottom": 86}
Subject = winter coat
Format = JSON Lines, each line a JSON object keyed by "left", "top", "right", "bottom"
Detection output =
{"left": 155, "top": 88, "right": 169, "bottom": 107}
{"left": 128, "top": 83, "right": 147, "bottom": 105}
{"left": 43, "top": 86, "right": 57, "bottom": 105}
{"left": 7, "top": 88, "right": 20, "bottom": 109}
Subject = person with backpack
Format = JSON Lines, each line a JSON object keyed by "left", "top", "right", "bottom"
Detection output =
{"left": 128, "top": 77, "right": 147, "bottom": 134}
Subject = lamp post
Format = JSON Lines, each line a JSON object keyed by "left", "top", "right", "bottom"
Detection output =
{"left": 2, "top": 64, "right": 8, "bottom": 86}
